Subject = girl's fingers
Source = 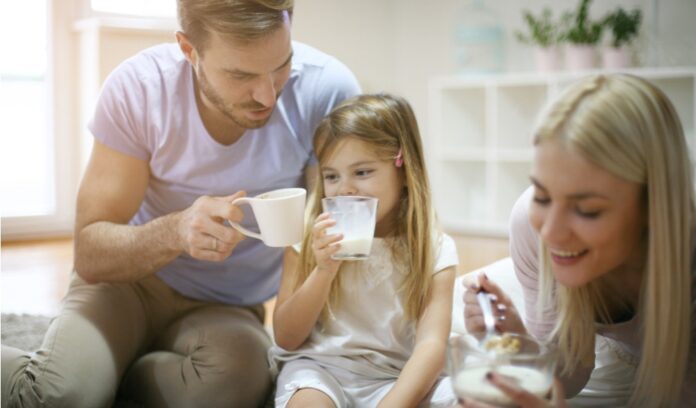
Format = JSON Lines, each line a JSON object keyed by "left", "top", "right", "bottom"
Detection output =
{"left": 312, "top": 217, "right": 336, "bottom": 236}
{"left": 313, "top": 233, "right": 343, "bottom": 251}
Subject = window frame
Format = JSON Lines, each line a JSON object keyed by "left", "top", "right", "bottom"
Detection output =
{"left": 1, "top": 0, "right": 80, "bottom": 240}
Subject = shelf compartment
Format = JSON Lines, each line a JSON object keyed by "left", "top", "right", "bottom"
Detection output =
{"left": 438, "top": 87, "right": 486, "bottom": 149}
{"left": 433, "top": 161, "right": 488, "bottom": 226}
{"left": 494, "top": 84, "right": 548, "bottom": 149}
{"left": 494, "top": 162, "right": 533, "bottom": 227}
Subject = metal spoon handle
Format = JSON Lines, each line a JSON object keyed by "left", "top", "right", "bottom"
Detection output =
{"left": 477, "top": 291, "right": 496, "bottom": 336}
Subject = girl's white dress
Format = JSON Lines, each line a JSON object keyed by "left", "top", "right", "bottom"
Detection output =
{"left": 269, "top": 235, "right": 459, "bottom": 407}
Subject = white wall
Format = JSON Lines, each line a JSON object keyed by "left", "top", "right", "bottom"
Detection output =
{"left": 292, "top": 0, "right": 696, "bottom": 153}
{"left": 11, "top": 0, "right": 689, "bottom": 240}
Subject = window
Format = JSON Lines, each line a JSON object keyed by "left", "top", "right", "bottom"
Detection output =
{"left": 90, "top": 0, "right": 176, "bottom": 18}
{"left": 0, "top": 0, "right": 53, "bottom": 218}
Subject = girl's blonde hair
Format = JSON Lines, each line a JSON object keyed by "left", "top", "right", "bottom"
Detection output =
{"left": 291, "top": 93, "right": 439, "bottom": 321}
{"left": 534, "top": 74, "right": 694, "bottom": 406}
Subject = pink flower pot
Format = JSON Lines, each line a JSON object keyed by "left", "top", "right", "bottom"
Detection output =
{"left": 565, "top": 45, "right": 597, "bottom": 71}
{"left": 534, "top": 47, "right": 562, "bottom": 72}
{"left": 602, "top": 47, "right": 632, "bottom": 69}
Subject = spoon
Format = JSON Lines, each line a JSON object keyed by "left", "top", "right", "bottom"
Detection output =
{"left": 476, "top": 290, "right": 497, "bottom": 345}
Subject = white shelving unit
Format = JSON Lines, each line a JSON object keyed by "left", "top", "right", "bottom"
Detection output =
{"left": 428, "top": 68, "right": 696, "bottom": 237}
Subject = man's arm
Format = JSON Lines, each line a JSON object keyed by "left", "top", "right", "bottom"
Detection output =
{"left": 74, "top": 140, "right": 245, "bottom": 283}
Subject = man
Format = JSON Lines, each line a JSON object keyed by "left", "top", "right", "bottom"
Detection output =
{"left": 0, "top": 1, "right": 360, "bottom": 406}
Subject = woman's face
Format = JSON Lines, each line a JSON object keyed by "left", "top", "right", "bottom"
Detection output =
{"left": 529, "top": 139, "right": 646, "bottom": 288}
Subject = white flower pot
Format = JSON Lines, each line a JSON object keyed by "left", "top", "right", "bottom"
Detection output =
{"left": 602, "top": 46, "right": 632, "bottom": 69}
{"left": 534, "top": 47, "right": 562, "bottom": 72}
{"left": 565, "top": 45, "right": 597, "bottom": 71}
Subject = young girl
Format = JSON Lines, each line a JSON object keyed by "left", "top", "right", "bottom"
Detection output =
{"left": 462, "top": 74, "right": 696, "bottom": 407}
{"left": 269, "top": 94, "right": 458, "bottom": 407}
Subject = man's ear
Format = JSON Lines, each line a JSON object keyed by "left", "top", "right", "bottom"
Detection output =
{"left": 175, "top": 31, "right": 198, "bottom": 67}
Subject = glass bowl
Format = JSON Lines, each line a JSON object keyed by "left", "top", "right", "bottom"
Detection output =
{"left": 448, "top": 332, "right": 557, "bottom": 407}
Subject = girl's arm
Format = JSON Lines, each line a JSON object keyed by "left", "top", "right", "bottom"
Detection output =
{"left": 379, "top": 266, "right": 456, "bottom": 407}
{"left": 272, "top": 213, "right": 343, "bottom": 350}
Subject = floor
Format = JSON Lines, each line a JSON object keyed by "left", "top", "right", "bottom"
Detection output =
{"left": 1, "top": 234, "right": 509, "bottom": 322}
{"left": 1, "top": 238, "right": 73, "bottom": 316}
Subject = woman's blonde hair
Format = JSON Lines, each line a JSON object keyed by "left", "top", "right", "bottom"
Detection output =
{"left": 177, "top": 0, "right": 292, "bottom": 53}
{"left": 291, "top": 93, "right": 439, "bottom": 321}
{"left": 534, "top": 74, "right": 694, "bottom": 406}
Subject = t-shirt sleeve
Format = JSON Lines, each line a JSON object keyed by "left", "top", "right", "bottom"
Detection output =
{"left": 87, "top": 60, "right": 151, "bottom": 161}
{"left": 312, "top": 56, "right": 362, "bottom": 119}
{"left": 509, "top": 186, "right": 556, "bottom": 341}
{"left": 304, "top": 57, "right": 361, "bottom": 167}
{"left": 434, "top": 233, "right": 459, "bottom": 275}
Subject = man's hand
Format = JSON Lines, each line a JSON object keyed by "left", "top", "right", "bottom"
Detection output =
{"left": 174, "top": 191, "right": 247, "bottom": 261}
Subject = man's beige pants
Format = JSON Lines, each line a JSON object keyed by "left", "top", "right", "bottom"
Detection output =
{"left": 1, "top": 273, "right": 272, "bottom": 408}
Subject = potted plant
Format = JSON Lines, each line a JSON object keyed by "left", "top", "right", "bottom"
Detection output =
{"left": 561, "top": 0, "right": 603, "bottom": 70}
{"left": 514, "top": 8, "right": 563, "bottom": 72}
{"left": 602, "top": 7, "right": 642, "bottom": 68}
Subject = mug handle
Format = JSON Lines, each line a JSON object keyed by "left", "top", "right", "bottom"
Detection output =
{"left": 227, "top": 197, "right": 263, "bottom": 240}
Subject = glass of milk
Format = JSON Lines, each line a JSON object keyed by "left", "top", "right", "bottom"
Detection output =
{"left": 448, "top": 333, "right": 557, "bottom": 407}
{"left": 321, "top": 196, "right": 378, "bottom": 261}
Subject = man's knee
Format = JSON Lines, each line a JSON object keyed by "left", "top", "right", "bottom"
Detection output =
{"left": 186, "top": 329, "right": 272, "bottom": 407}
{"left": 121, "top": 332, "right": 272, "bottom": 408}
{"left": 179, "top": 361, "right": 272, "bottom": 408}
{"left": 2, "top": 354, "right": 116, "bottom": 408}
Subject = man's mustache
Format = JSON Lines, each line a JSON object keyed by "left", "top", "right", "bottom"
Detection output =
{"left": 235, "top": 90, "right": 283, "bottom": 110}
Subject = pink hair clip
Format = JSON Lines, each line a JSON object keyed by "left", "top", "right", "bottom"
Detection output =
{"left": 395, "top": 148, "right": 403, "bottom": 168}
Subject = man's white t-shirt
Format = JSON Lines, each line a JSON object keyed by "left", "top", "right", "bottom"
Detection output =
{"left": 88, "top": 41, "right": 360, "bottom": 305}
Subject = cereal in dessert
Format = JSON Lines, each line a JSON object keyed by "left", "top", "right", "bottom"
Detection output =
{"left": 483, "top": 333, "right": 521, "bottom": 354}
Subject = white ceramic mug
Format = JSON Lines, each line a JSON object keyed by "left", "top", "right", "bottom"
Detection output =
{"left": 229, "top": 188, "right": 306, "bottom": 247}
{"left": 322, "top": 196, "right": 378, "bottom": 260}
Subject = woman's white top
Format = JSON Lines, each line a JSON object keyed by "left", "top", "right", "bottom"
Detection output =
{"left": 509, "top": 187, "right": 696, "bottom": 405}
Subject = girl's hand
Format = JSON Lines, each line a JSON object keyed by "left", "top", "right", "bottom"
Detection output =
{"left": 311, "top": 212, "right": 343, "bottom": 275}
{"left": 457, "top": 374, "right": 566, "bottom": 408}
{"left": 463, "top": 272, "right": 526, "bottom": 335}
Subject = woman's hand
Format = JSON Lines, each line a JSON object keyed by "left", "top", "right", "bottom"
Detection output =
{"left": 463, "top": 272, "right": 526, "bottom": 335}
{"left": 457, "top": 374, "right": 566, "bottom": 408}
{"left": 311, "top": 212, "right": 343, "bottom": 276}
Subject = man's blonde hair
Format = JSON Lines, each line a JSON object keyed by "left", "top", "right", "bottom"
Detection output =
{"left": 177, "top": 0, "right": 292, "bottom": 53}
{"left": 534, "top": 74, "right": 694, "bottom": 406}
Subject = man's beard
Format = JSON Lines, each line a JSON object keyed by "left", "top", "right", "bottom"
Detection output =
{"left": 198, "top": 68, "right": 279, "bottom": 130}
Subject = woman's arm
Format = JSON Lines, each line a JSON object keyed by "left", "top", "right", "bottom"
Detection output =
{"left": 509, "top": 187, "right": 592, "bottom": 396}
{"left": 272, "top": 213, "right": 343, "bottom": 350}
{"left": 378, "top": 266, "right": 456, "bottom": 407}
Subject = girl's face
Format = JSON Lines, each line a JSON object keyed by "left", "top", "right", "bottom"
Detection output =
{"left": 529, "top": 139, "right": 646, "bottom": 288}
{"left": 321, "top": 136, "right": 404, "bottom": 236}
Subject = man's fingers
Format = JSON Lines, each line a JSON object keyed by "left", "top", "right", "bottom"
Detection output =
{"left": 215, "top": 191, "right": 247, "bottom": 221}
{"left": 221, "top": 191, "right": 247, "bottom": 202}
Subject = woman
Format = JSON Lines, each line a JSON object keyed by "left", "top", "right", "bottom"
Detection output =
{"left": 463, "top": 73, "right": 695, "bottom": 407}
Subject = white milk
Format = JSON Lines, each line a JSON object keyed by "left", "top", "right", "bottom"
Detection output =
{"left": 454, "top": 365, "right": 551, "bottom": 407}
{"left": 333, "top": 238, "right": 373, "bottom": 260}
